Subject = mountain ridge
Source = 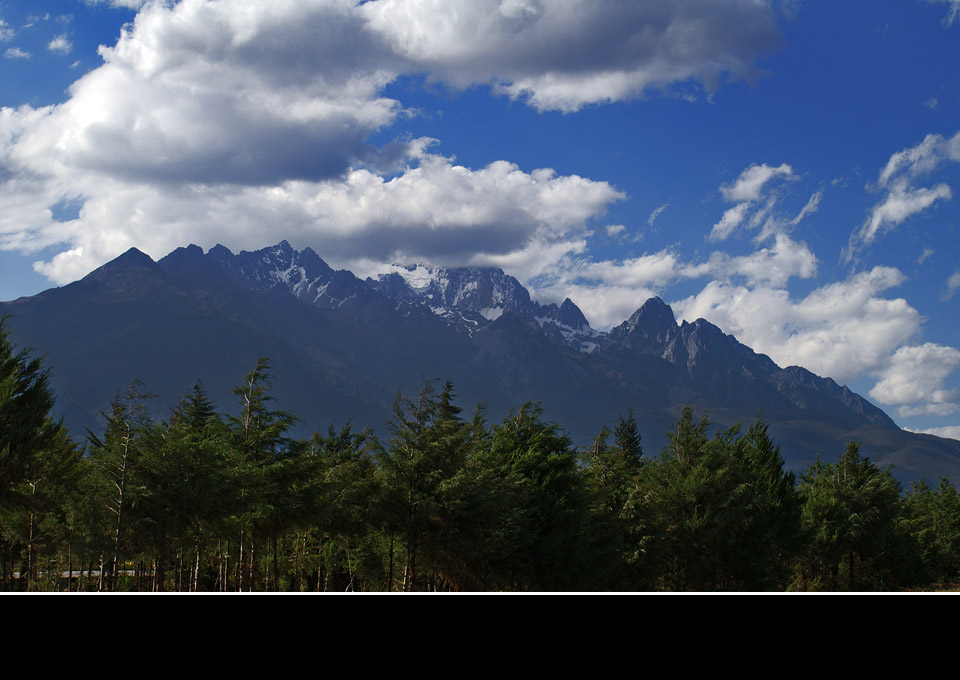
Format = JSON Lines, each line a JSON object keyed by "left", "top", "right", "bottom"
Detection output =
{"left": 3, "top": 241, "right": 958, "bottom": 484}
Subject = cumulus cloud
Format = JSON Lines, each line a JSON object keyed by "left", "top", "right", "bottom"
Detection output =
{"left": 848, "top": 131, "right": 960, "bottom": 258}
{"left": 518, "top": 247, "right": 682, "bottom": 328}
{"left": 683, "top": 233, "right": 818, "bottom": 287}
{"left": 0, "top": 0, "right": 781, "bottom": 286}
{"left": 870, "top": 343, "right": 960, "bottom": 417}
{"left": 908, "top": 425, "right": 960, "bottom": 441}
{"left": 672, "top": 266, "right": 920, "bottom": 384}
{"left": 517, "top": 233, "right": 818, "bottom": 330}
{"left": 3, "top": 47, "right": 30, "bottom": 60}
{"left": 47, "top": 34, "right": 73, "bottom": 55}
{"left": 363, "top": 0, "right": 781, "bottom": 112}
{"left": 20, "top": 152, "right": 622, "bottom": 284}
{"left": 709, "top": 163, "right": 798, "bottom": 241}
{"left": 0, "top": 19, "right": 14, "bottom": 42}
{"left": 720, "top": 163, "right": 794, "bottom": 203}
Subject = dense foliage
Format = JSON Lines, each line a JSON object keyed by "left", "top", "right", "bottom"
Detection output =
{"left": 1, "top": 321, "right": 957, "bottom": 592}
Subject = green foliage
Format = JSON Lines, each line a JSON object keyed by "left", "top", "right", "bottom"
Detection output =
{"left": 484, "top": 403, "right": 590, "bottom": 590}
{"left": 631, "top": 408, "right": 800, "bottom": 591}
{"left": 580, "top": 412, "right": 645, "bottom": 589}
{"left": 376, "top": 380, "right": 478, "bottom": 591}
{"left": 84, "top": 379, "right": 156, "bottom": 591}
{"left": 903, "top": 477, "right": 960, "bottom": 586}
{"left": 0, "top": 315, "right": 72, "bottom": 512}
{"left": 795, "top": 442, "right": 916, "bottom": 591}
{"left": 5, "top": 352, "right": 959, "bottom": 592}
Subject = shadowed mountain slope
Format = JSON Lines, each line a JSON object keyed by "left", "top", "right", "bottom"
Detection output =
{"left": 3, "top": 242, "right": 959, "bottom": 484}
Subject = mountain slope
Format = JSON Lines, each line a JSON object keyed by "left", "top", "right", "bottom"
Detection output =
{"left": 3, "top": 242, "right": 959, "bottom": 484}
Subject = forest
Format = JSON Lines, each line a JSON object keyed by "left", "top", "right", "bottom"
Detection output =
{"left": 1, "top": 316, "right": 959, "bottom": 593}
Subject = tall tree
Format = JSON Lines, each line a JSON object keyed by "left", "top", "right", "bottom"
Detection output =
{"left": 0, "top": 315, "right": 72, "bottom": 513}
{"left": 903, "top": 477, "right": 960, "bottom": 586}
{"left": 227, "top": 358, "right": 298, "bottom": 591}
{"left": 631, "top": 408, "right": 800, "bottom": 591}
{"left": 795, "top": 442, "right": 915, "bottom": 591}
{"left": 86, "top": 379, "right": 156, "bottom": 591}
{"left": 484, "top": 403, "right": 590, "bottom": 591}
{"left": 376, "top": 381, "right": 468, "bottom": 591}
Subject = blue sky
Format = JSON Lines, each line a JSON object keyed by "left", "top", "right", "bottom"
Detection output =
{"left": 1, "top": 0, "right": 959, "bottom": 437}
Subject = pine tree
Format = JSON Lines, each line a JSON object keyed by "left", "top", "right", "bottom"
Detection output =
{"left": 376, "top": 381, "right": 468, "bottom": 591}
{"left": 227, "top": 358, "right": 298, "bottom": 591}
{"left": 140, "top": 382, "right": 231, "bottom": 590}
{"left": 483, "top": 403, "right": 590, "bottom": 590}
{"left": 795, "top": 442, "right": 915, "bottom": 591}
{"left": 0, "top": 315, "right": 72, "bottom": 513}
{"left": 903, "top": 477, "right": 960, "bottom": 586}
{"left": 631, "top": 408, "right": 800, "bottom": 591}
{"left": 86, "top": 379, "right": 156, "bottom": 591}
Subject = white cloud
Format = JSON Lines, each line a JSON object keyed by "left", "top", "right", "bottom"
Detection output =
{"left": 908, "top": 425, "right": 960, "bottom": 441}
{"left": 362, "top": 0, "right": 782, "bottom": 112}
{"left": 47, "top": 34, "right": 72, "bottom": 55}
{"left": 710, "top": 203, "right": 751, "bottom": 241}
{"left": 848, "top": 131, "right": 960, "bottom": 258}
{"left": 685, "top": 233, "right": 818, "bottom": 287}
{"left": 877, "top": 132, "right": 960, "bottom": 187}
{"left": 0, "top": 19, "right": 13, "bottom": 42}
{"left": 870, "top": 343, "right": 960, "bottom": 417}
{"left": 83, "top": 0, "right": 147, "bottom": 9}
{"left": 22, "top": 153, "right": 622, "bottom": 284}
{"left": 4, "top": 0, "right": 761, "bottom": 286}
{"left": 672, "top": 266, "right": 920, "bottom": 383}
{"left": 943, "top": 270, "right": 960, "bottom": 301}
{"left": 925, "top": 0, "right": 960, "bottom": 26}
{"left": 647, "top": 203, "right": 669, "bottom": 227}
{"left": 790, "top": 190, "right": 822, "bottom": 226}
{"left": 519, "top": 233, "right": 818, "bottom": 330}
{"left": 709, "top": 163, "right": 797, "bottom": 242}
{"left": 858, "top": 183, "right": 952, "bottom": 245}
{"left": 518, "top": 247, "right": 683, "bottom": 328}
{"left": 605, "top": 224, "right": 626, "bottom": 237}
{"left": 3, "top": 47, "right": 30, "bottom": 60}
{"left": 720, "top": 163, "right": 794, "bottom": 203}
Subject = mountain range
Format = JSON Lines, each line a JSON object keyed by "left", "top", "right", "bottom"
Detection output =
{"left": 3, "top": 240, "right": 959, "bottom": 484}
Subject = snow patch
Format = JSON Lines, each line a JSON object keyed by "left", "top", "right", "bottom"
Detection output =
{"left": 396, "top": 263, "right": 438, "bottom": 290}
{"left": 480, "top": 307, "right": 503, "bottom": 321}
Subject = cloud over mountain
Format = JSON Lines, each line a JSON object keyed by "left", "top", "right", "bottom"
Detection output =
{"left": 0, "top": 0, "right": 779, "bottom": 284}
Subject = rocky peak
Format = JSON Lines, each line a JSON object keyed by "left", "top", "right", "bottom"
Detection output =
{"left": 557, "top": 298, "right": 589, "bottom": 330}
{"left": 84, "top": 247, "right": 162, "bottom": 284}
{"left": 610, "top": 296, "right": 679, "bottom": 354}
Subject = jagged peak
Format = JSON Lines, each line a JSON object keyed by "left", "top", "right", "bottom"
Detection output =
{"left": 628, "top": 296, "right": 676, "bottom": 326}
{"left": 84, "top": 247, "right": 159, "bottom": 279}
{"left": 618, "top": 297, "right": 677, "bottom": 339}
{"left": 160, "top": 244, "right": 205, "bottom": 262}
{"left": 557, "top": 298, "right": 589, "bottom": 330}
{"left": 208, "top": 243, "right": 234, "bottom": 259}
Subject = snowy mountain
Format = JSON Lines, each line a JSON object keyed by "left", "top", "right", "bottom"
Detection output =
{"left": 193, "top": 241, "right": 603, "bottom": 352}
{"left": 4, "top": 241, "right": 960, "bottom": 485}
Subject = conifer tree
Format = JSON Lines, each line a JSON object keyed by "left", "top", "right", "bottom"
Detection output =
{"left": 904, "top": 477, "right": 960, "bottom": 585}
{"left": 0, "top": 316, "right": 72, "bottom": 513}
{"left": 376, "top": 381, "right": 468, "bottom": 591}
{"left": 795, "top": 442, "right": 915, "bottom": 590}
{"left": 484, "top": 403, "right": 590, "bottom": 590}
{"left": 227, "top": 358, "right": 298, "bottom": 591}
{"left": 86, "top": 379, "right": 156, "bottom": 591}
